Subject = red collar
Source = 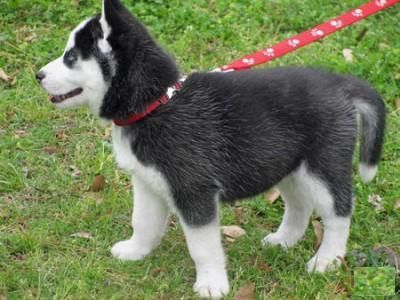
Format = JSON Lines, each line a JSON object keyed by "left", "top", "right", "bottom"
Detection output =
{"left": 113, "top": 80, "right": 184, "bottom": 126}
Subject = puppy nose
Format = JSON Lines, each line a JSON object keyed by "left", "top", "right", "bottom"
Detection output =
{"left": 36, "top": 71, "right": 46, "bottom": 82}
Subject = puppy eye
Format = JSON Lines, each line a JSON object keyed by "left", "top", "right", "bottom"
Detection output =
{"left": 63, "top": 50, "right": 78, "bottom": 67}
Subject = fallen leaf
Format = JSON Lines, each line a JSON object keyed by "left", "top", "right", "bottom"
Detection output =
{"left": 265, "top": 187, "right": 280, "bottom": 204}
{"left": 257, "top": 261, "right": 273, "bottom": 272}
{"left": 367, "top": 194, "right": 384, "bottom": 212}
{"left": 394, "top": 200, "right": 400, "bottom": 210}
{"left": 0, "top": 294, "right": 7, "bottom": 300}
{"left": 151, "top": 267, "right": 167, "bottom": 278}
{"left": 69, "top": 165, "right": 81, "bottom": 178}
{"left": 234, "top": 207, "right": 245, "bottom": 225}
{"left": 70, "top": 232, "right": 93, "bottom": 240}
{"left": 342, "top": 49, "right": 353, "bottom": 63}
{"left": 235, "top": 283, "right": 255, "bottom": 300}
{"left": 312, "top": 220, "right": 323, "bottom": 250}
{"left": 91, "top": 175, "right": 106, "bottom": 192}
{"left": 221, "top": 225, "right": 246, "bottom": 241}
{"left": 373, "top": 245, "right": 400, "bottom": 270}
{"left": 0, "top": 68, "right": 10, "bottom": 82}
{"left": 43, "top": 146, "right": 59, "bottom": 154}
{"left": 55, "top": 130, "right": 65, "bottom": 140}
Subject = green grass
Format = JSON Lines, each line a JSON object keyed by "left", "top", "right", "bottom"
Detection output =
{"left": 1, "top": 0, "right": 399, "bottom": 299}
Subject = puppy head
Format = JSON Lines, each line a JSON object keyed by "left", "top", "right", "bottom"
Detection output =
{"left": 37, "top": 14, "right": 112, "bottom": 115}
{"left": 38, "top": 0, "right": 176, "bottom": 119}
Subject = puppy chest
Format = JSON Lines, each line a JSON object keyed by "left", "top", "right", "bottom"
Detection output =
{"left": 112, "top": 126, "right": 171, "bottom": 197}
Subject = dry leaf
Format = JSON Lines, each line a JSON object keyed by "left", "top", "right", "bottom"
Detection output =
{"left": 69, "top": 165, "right": 81, "bottom": 178}
{"left": 222, "top": 225, "right": 246, "bottom": 240}
{"left": 0, "top": 294, "right": 7, "bottom": 300}
{"left": 312, "top": 220, "right": 323, "bottom": 250}
{"left": 235, "top": 283, "right": 255, "bottom": 300}
{"left": 234, "top": 207, "right": 245, "bottom": 225}
{"left": 43, "top": 146, "right": 59, "bottom": 154}
{"left": 91, "top": 175, "right": 106, "bottom": 192}
{"left": 265, "top": 187, "right": 280, "bottom": 204}
{"left": 151, "top": 267, "right": 167, "bottom": 278}
{"left": 0, "top": 68, "right": 10, "bottom": 82}
{"left": 70, "top": 232, "right": 93, "bottom": 240}
{"left": 394, "top": 200, "right": 400, "bottom": 210}
{"left": 257, "top": 261, "right": 273, "bottom": 272}
{"left": 367, "top": 194, "right": 384, "bottom": 212}
{"left": 342, "top": 49, "right": 353, "bottom": 63}
{"left": 55, "top": 130, "right": 65, "bottom": 140}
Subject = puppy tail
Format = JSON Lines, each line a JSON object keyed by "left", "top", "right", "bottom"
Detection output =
{"left": 352, "top": 94, "right": 386, "bottom": 183}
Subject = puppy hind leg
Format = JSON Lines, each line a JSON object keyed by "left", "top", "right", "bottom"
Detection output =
{"left": 305, "top": 175, "right": 352, "bottom": 272}
{"left": 111, "top": 176, "right": 170, "bottom": 260}
{"left": 262, "top": 174, "right": 313, "bottom": 249}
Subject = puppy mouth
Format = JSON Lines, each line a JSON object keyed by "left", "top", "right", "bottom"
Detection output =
{"left": 49, "top": 88, "right": 83, "bottom": 103}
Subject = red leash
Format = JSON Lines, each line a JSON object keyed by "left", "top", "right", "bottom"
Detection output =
{"left": 217, "top": 0, "right": 399, "bottom": 72}
{"left": 113, "top": 0, "right": 399, "bottom": 126}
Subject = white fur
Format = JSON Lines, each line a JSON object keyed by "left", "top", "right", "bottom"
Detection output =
{"left": 262, "top": 169, "right": 313, "bottom": 248}
{"left": 111, "top": 175, "right": 170, "bottom": 260}
{"left": 262, "top": 163, "right": 351, "bottom": 272}
{"left": 112, "top": 125, "right": 228, "bottom": 298}
{"left": 359, "top": 163, "right": 377, "bottom": 183}
{"left": 111, "top": 125, "right": 174, "bottom": 204}
{"left": 39, "top": 21, "right": 109, "bottom": 116}
{"left": 181, "top": 217, "right": 229, "bottom": 299}
{"left": 99, "top": 0, "right": 112, "bottom": 53}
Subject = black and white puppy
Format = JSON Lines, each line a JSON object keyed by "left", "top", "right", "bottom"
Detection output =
{"left": 37, "top": 0, "right": 386, "bottom": 298}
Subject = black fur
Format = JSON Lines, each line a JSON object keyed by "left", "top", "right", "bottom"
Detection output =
{"left": 77, "top": 0, "right": 385, "bottom": 226}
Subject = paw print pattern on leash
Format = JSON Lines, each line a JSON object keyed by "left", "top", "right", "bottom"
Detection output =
{"left": 288, "top": 39, "right": 300, "bottom": 47}
{"left": 263, "top": 48, "right": 275, "bottom": 57}
{"left": 242, "top": 58, "right": 255, "bottom": 65}
{"left": 352, "top": 9, "right": 364, "bottom": 17}
{"left": 311, "top": 29, "right": 324, "bottom": 37}
{"left": 330, "top": 20, "right": 343, "bottom": 28}
{"left": 375, "top": 0, "right": 387, "bottom": 7}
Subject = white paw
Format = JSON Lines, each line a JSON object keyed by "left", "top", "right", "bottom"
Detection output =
{"left": 194, "top": 273, "right": 229, "bottom": 299}
{"left": 111, "top": 239, "right": 150, "bottom": 261}
{"left": 306, "top": 255, "right": 342, "bottom": 273}
{"left": 261, "top": 232, "right": 292, "bottom": 249}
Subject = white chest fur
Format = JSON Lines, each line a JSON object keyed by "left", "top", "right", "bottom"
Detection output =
{"left": 112, "top": 125, "right": 172, "bottom": 201}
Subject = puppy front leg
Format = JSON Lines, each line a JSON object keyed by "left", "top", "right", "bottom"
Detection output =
{"left": 111, "top": 176, "right": 169, "bottom": 260}
{"left": 181, "top": 216, "right": 229, "bottom": 299}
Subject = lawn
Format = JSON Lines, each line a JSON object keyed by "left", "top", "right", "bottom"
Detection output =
{"left": 0, "top": 0, "right": 399, "bottom": 299}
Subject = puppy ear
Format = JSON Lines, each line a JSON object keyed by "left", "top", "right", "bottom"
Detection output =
{"left": 100, "top": 0, "right": 132, "bottom": 36}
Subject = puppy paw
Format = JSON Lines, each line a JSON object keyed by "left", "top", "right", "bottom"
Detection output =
{"left": 261, "top": 233, "right": 292, "bottom": 249}
{"left": 194, "top": 272, "right": 229, "bottom": 299}
{"left": 111, "top": 239, "right": 150, "bottom": 261}
{"left": 306, "top": 255, "right": 342, "bottom": 273}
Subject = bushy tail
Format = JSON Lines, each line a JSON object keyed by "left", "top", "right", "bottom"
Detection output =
{"left": 353, "top": 93, "right": 386, "bottom": 182}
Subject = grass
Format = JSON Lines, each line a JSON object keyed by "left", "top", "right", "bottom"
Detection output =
{"left": 1, "top": 0, "right": 399, "bottom": 299}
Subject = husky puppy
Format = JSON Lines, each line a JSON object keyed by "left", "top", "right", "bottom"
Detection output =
{"left": 37, "top": 0, "right": 386, "bottom": 298}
